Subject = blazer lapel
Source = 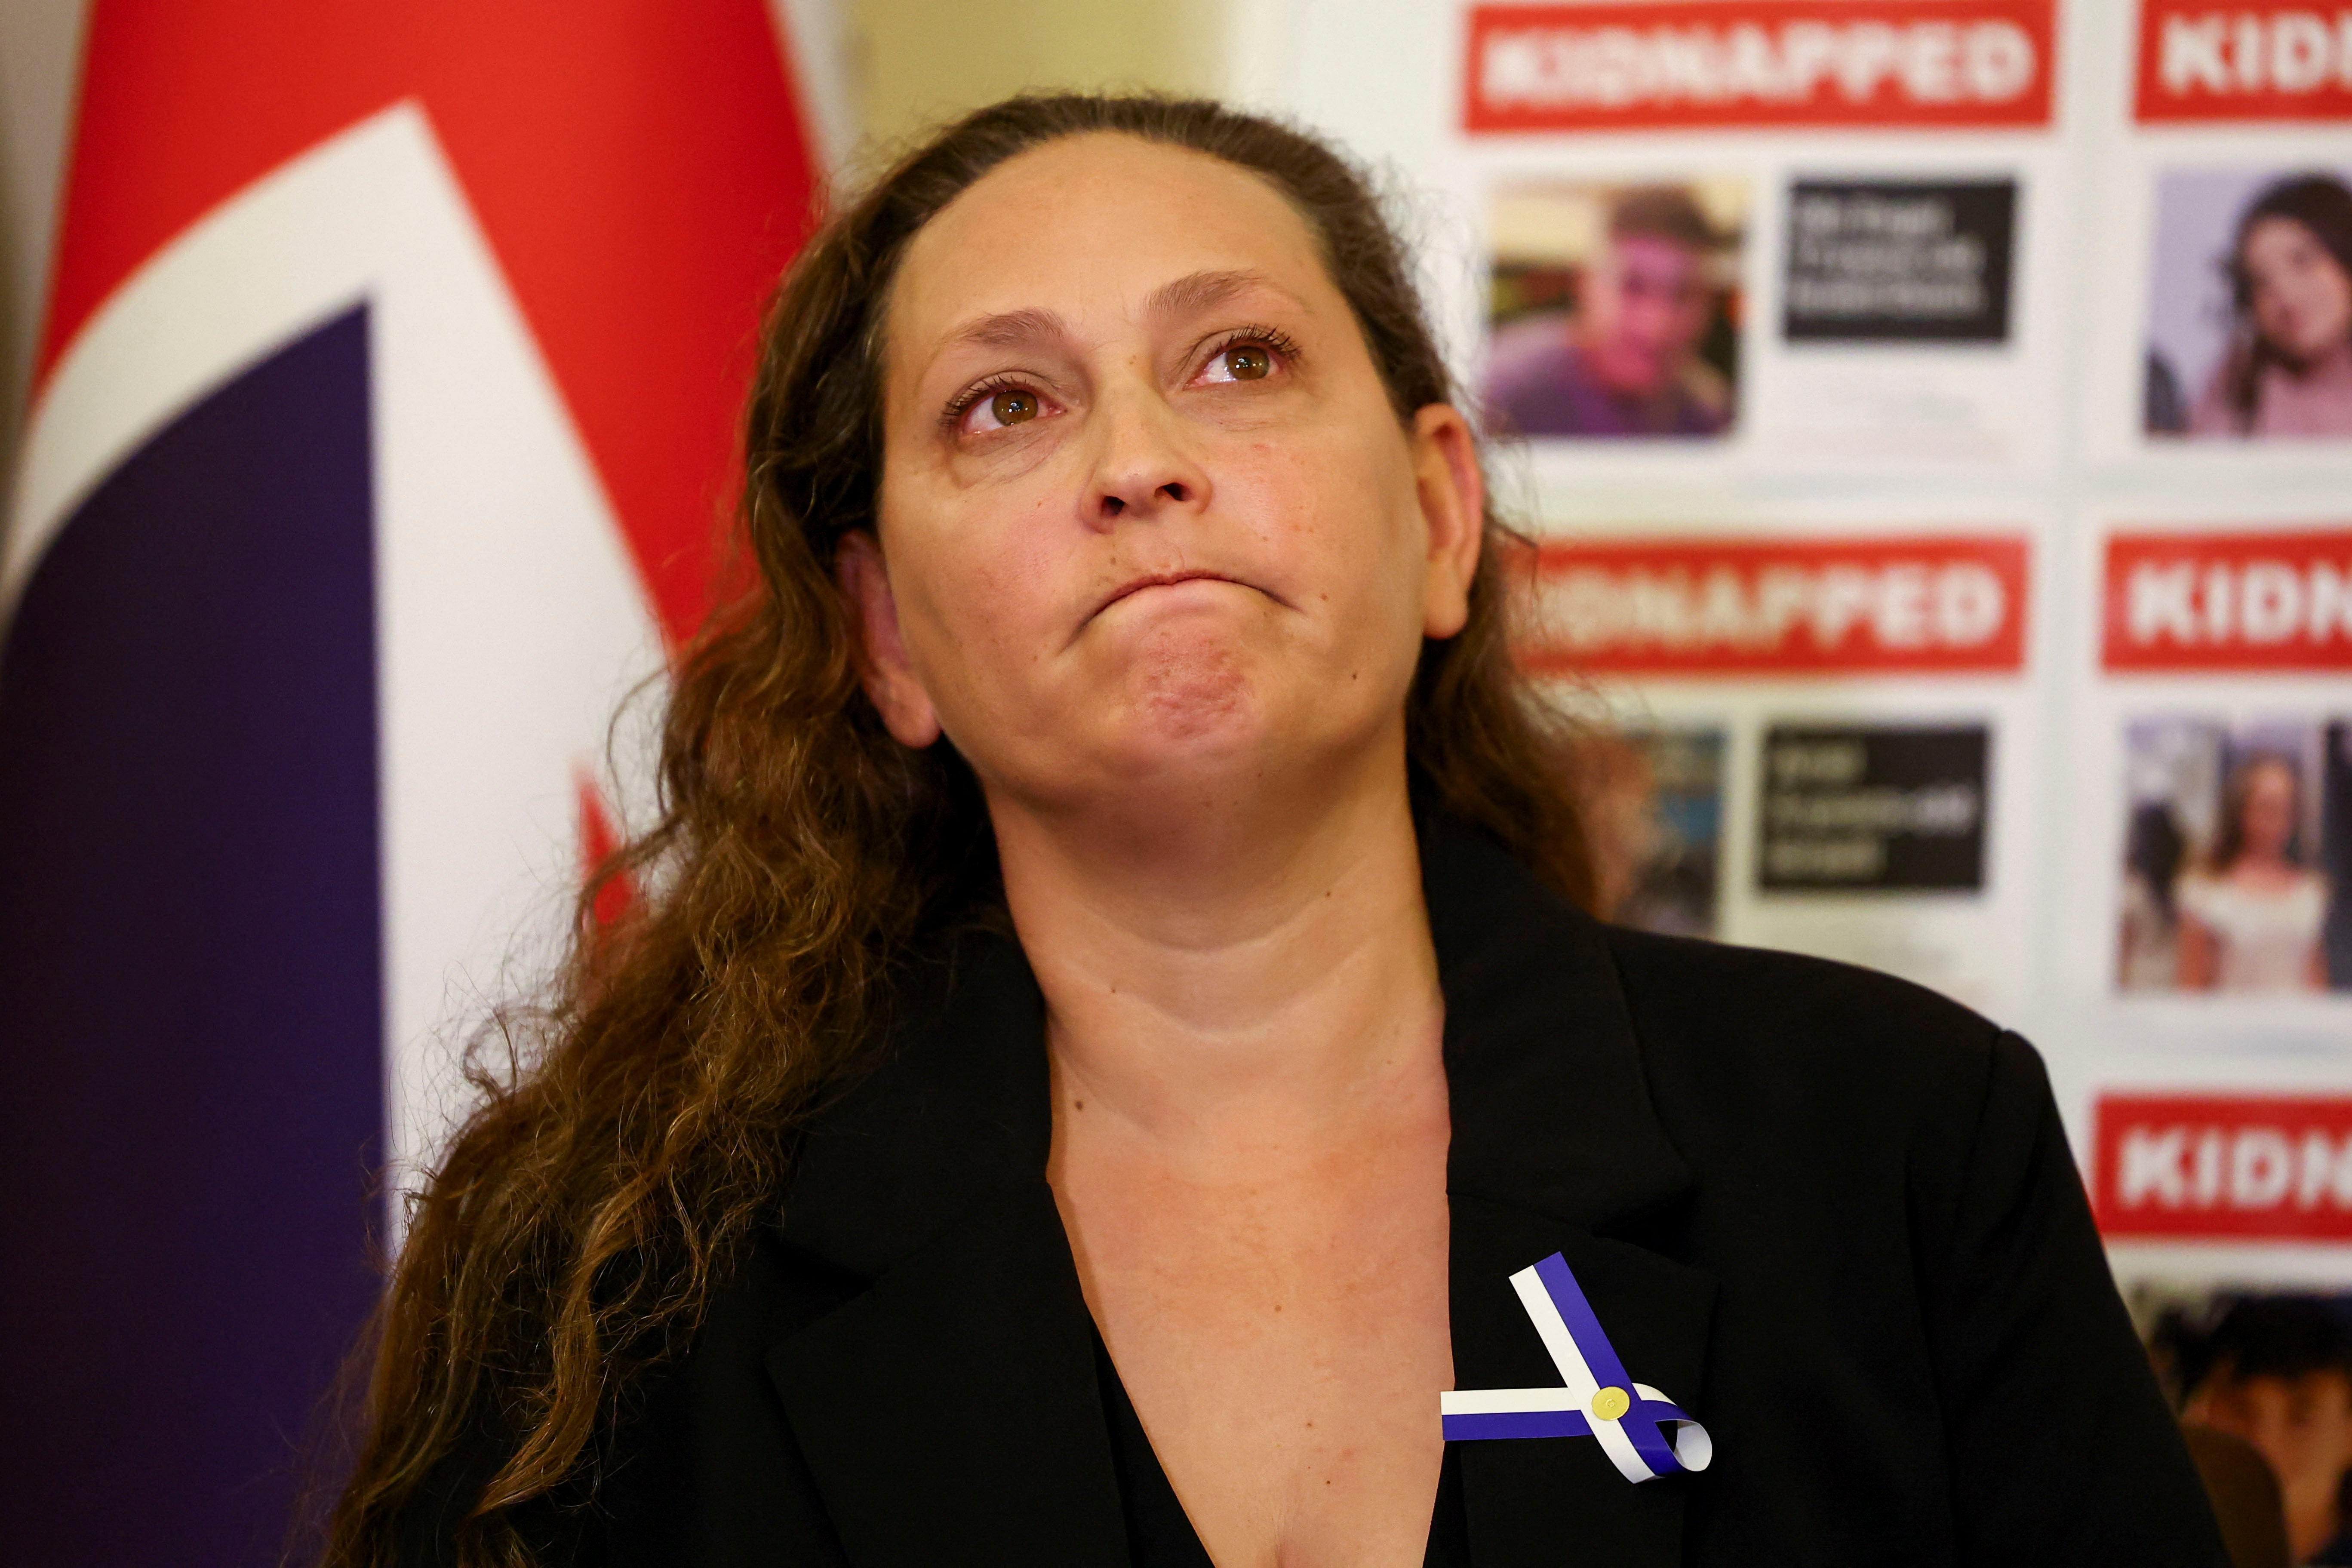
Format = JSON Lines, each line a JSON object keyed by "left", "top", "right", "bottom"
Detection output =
{"left": 763, "top": 932, "right": 1129, "bottom": 1567}
{"left": 765, "top": 1180, "right": 1128, "bottom": 1566}
{"left": 1422, "top": 816, "right": 1720, "bottom": 1568}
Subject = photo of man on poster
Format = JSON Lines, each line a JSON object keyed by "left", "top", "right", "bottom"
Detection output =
{"left": 1485, "top": 181, "right": 1742, "bottom": 439}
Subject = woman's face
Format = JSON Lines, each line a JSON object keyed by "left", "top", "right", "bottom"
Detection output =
{"left": 2238, "top": 759, "right": 2300, "bottom": 862}
{"left": 2244, "top": 215, "right": 2352, "bottom": 363}
{"left": 852, "top": 134, "right": 1481, "bottom": 820}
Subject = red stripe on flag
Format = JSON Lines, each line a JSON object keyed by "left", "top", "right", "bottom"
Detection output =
{"left": 576, "top": 771, "right": 637, "bottom": 929}
{"left": 41, "top": 0, "right": 820, "bottom": 643}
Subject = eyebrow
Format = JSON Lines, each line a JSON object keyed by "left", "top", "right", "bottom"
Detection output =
{"left": 1140, "top": 267, "right": 1298, "bottom": 321}
{"left": 935, "top": 270, "right": 1307, "bottom": 358}
{"left": 948, "top": 306, "right": 1070, "bottom": 351}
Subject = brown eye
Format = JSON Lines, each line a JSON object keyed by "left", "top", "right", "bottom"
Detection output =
{"left": 989, "top": 388, "right": 1039, "bottom": 425}
{"left": 1223, "top": 345, "right": 1271, "bottom": 381}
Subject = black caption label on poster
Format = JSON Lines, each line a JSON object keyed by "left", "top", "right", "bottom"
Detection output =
{"left": 1759, "top": 724, "right": 1989, "bottom": 892}
{"left": 1782, "top": 179, "right": 2016, "bottom": 344}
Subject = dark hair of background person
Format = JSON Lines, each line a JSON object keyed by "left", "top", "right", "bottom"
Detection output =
{"left": 2208, "top": 750, "right": 2306, "bottom": 875}
{"left": 2127, "top": 799, "right": 2189, "bottom": 919}
{"left": 318, "top": 94, "right": 1597, "bottom": 1568}
{"left": 2174, "top": 1296, "right": 2352, "bottom": 1404}
{"left": 1607, "top": 184, "right": 1721, "bottom": 254}
{"left": 2221, "top": 173, "right": 2352, "bottom": 429}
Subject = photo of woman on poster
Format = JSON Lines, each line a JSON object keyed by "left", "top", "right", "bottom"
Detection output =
{"left": 2146, "top": 170, "right": 2352, "bottom": 440}
{"left": 2118, "top": 718, "right": 2351, "bottom": 994}
{"left": 2177, "top": 753, "right": 2332, "bottom": 991}
{"left": 1485, "top": 180, "right": 1743, "bottom": 440}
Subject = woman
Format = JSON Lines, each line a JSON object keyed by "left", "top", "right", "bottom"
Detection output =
{"left": 2178, "top": 753, "right": 2331, "bottom": 992}
{"left": 2189, "top": 174, "right": 2352, "bottom": 439}
{"left": 327, "top": 96, "right": 2223, "bottom": 1566}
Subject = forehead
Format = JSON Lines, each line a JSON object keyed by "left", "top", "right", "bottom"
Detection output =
{"left": 2247, "top": 759, "right": 2296, "bottom": 788}
{"left": 2247, "top": 214, "right": 2319, "bottom": 255}
{"left": 889, "top": 134, "right": 1334, "bottom": 350}
{"left": 1607, "top": 233, "right": 1703, "bottom": 271}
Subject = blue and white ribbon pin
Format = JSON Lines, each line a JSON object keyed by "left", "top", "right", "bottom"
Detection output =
{"left": 1440, "top": 1251, "right": 1713, "bottom": 1484}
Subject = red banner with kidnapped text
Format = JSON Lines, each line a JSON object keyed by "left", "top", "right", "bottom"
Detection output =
{"left": 2136, "top": 2, "right": 2352, "bottom": 122}
{"left": 1464, "top": 0, "right": 2057, "bottom": 132}
{"left": 1521, "top": 535, "right": 2030, "bottom": 677}
{"left": 2096, "top": 1095, "right": 2352, "bottom": 1241}
{"left": 2103, "top": 528, "right": 2352, "bottom": 670}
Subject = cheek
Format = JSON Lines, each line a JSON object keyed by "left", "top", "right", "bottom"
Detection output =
{"left": 885, "top": 497, "right": 1063, "bottom": 693}
{"left": 2317, "top": 264, "right": 2352, "bottom": 326}
{"left": 1239, "top": 422, "right": 1428, "bottom": 635}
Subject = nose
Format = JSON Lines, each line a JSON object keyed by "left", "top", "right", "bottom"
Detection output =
{"left": 1082, "top": 386, "right": 1211, "bottom": 530}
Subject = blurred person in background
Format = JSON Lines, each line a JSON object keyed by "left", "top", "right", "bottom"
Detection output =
{"left": 1485, "top": 186, "right": 1733, "bottom": 440}
{"left": 2191, "top": 175, "right": 2352, "bottom": 440}
{"left": 2121, "top": 799, "right": 2190, "bottom": 988}
{"left": 1577, "top": 731, "right": 1719, "bottom": 940}
{"left": 2178, "top": 753, "right": 2331, "bottom": 992}
{"left": 2185, "top": 1299, "right": 2352, "bottom": 1564}
{"left": 1571, "top": 730, "right": 1657, "bottom": 925}
{"left": 325, "top": 95, "right": 2224, "bottom": 1568}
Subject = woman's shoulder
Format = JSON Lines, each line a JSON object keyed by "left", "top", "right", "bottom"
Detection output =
{"left": 1595, "top": 922, "right": 2026, "bottom": 1145}
{"left": 1602, "top": 921, "right": 2003, "bottom": 1056}
{"left": 2175, "top": 867, "right": 2222, "bottom": 911}
{"left": 2180, "top": 865, "right": 2330, "bottom": 918}
{"left": 1587, "top": 924, "right": 2091, "bottom": 1279}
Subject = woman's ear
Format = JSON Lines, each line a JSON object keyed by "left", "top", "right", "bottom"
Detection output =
{"left": 1411, "top": 404, "right": 1485, "bottom": 640}
{"left": 835, "top": 531, "right": 943, "bottom": 747}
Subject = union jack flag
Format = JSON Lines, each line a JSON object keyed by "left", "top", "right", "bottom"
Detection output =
{"left": 0, "top": 5, "right": 830, "bottom": 1558}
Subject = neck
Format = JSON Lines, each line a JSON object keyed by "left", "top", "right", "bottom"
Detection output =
{"left": 988, "top": 730, "right": 1444, "bottom": 1166}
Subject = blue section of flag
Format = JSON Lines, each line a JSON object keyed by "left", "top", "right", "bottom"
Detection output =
{"left": 0, "top": 306, "right": 382, "bottom": 1566}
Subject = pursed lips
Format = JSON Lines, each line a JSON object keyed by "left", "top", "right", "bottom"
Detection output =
{"left": 1068, "top": 568, "right": 1295, "bottom": 649}
{"left": 1090, "top": 569, "right": 1245, "bottom": 620}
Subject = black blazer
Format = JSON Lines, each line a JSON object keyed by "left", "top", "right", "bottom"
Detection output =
{"left": 413, "top": 818, "right": 2228, "bottom": 1566}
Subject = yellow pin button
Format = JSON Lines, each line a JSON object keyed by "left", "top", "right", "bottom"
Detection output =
{"left": 1590, "top": 1386, "right": 1631, "bottom": 1422}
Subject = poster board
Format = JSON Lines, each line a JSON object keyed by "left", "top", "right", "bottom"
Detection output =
{"left": 1246, "top": 0, "right": 2352, "bottom": 1293}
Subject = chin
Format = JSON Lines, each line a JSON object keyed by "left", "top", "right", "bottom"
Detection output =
{"left": 1065, "top": 619, "right": 1392, "bottom": 798}
{"left": 1073, "top": 643, "right": 1305, "bottom": 793}
{"left": 1122, "top": 641, "right": 1264, "bottom": 753}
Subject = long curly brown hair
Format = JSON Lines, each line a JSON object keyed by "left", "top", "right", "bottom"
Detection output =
{"left": 321, "top": 92, "right": 1595, "bottom": 1567}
